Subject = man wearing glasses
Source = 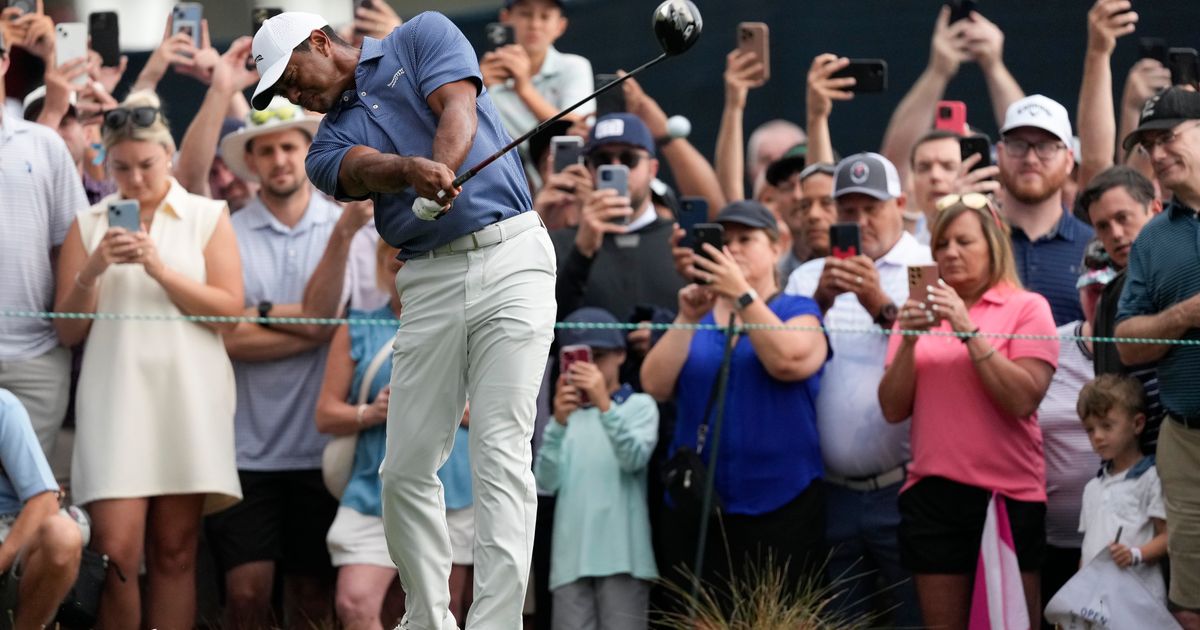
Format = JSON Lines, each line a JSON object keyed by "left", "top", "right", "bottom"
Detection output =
{"left": 996, "top": 94, "right": 1094, "bottom": 326}
{"left": 1116, "top": 86, "right": 1200, "bottom": 630}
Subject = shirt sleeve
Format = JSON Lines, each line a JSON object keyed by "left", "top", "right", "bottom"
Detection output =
{"left": 1145, "top": 467, "right": 1167, "bottom": 521}
{"left": 406, "top": 12, "right": 483, "bottom": 101}
{"left": 0, "top": 391, "right": 58, "bottom": 503}
{"left": 1006, "top": 291, "right": 1060, "bottom": 369}
{"left": 598, "top": 394, "right": 659, "bottom": 473}
{"left": 306, "top": 122, "right": 365, "bottom": 202}
{"left": 785, "top": 259, "right": 824, "bottom": 298}
{"left": 46, "top": 133, "right": 88, "bottom": 245}
{"left": 532, "top": 419, "right": 567, "bottom": 493}
{"left": 1117, "top": 235, "right": 1155, "bottom": 322}
{"left": 1079, "top": 478, "right": 1097, "bottom": 533}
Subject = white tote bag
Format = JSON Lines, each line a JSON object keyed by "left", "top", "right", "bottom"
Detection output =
{"left": 1044, "top": 551, "right": 1180, "bottom": 630}
{"left": 321, "top": 340, "right": 392, "bottom": 499}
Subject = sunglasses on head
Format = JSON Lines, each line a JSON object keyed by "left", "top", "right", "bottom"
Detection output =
{"left": 102, "top": 107, "right": 161, "bottom": 131}
{"left": 586, "top": 149, "right": 646, "bottom": 170}
{"left": 935, "top": 192, "right": 1004, "bottom": 230}
{"left": 249, "top": 106, "right": 298, "bottom": 126}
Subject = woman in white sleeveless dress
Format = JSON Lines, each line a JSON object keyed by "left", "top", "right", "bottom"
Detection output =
{"left": 54, "top": 91, "right": 244, "bottom": 629}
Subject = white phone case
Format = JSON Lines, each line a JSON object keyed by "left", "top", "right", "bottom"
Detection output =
{"left": 55, "top": 22, "right": 88, "bottom": 86}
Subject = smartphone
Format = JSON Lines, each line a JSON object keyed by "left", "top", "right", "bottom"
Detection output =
{"left": 107, "top": 199, "right": 141, "bottom": 233}
{"left": 485, "top": 22, "right": 514, "bottom": 50}
{"left": 908, "top": 264, "right": 940, "bottom": 300}
{"left": 594, "top": 73, "right": 626, "bottom": 117}
{"left": 5, "top": 0, "right": 34, "bottom": 14}
{"left": 1168, "top": 47, "right": 1200, "bottom": 89}
{"left": 677, "top": 197, "right": 709, "bottom": 248}
{"left": 1138, "top": 37, "right": 1168, "bottom": 64}
{"left": 935, "top": 100, "right": 968, "bottom": 136}
{"left": 550, "top": 136, "right": 584, "bottom": 174}
{"left": 172, "top": 3, "right": 202, "bottom": 48}
{"left": 251, "top": 7, "right": 281, "bottom": 36}
{"left": 691, "top": 223, "right": 725, "bottom": 284}
{"left": 737, "top": 22, "right": 770, "bottom": 83}
{"left": 831, "top": 59, "right": 888, "bottom": 93}
{"left": 88, "top": 12, "right": 120, "bottom": 67}
{"left": 947, "top": 0, "right": 977, "bottom": 23}
{"left": 960, "top": 134, "right": 992, "bottom": 172}
{"left": 829, "top": 223, "right": 862, "bottom": 259}
{"left": 559, "top": 344, "right": 593, "bottom": 406}
{"left": 54, "top": 23, "right": 88, "bottom": 85}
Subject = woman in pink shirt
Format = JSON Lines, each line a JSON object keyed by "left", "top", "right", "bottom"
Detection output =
{"left": 879, "top": 193, "right": 1059, "bottom": 629}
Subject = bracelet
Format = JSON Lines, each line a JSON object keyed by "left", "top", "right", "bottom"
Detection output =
{"left": 1130, "top": 546, "right": 1143, "bottom": 566}
{"left": 74, "top": 272, "right": 96, "bottom": 291}
{"left": 960, "top": 327, "right": 980, "bottom": 344}
{"left": 973, "top": 346, "right": 997, "bottom": 364}
{"left": 355, "top": 404, "right": 368, "bottom": 426}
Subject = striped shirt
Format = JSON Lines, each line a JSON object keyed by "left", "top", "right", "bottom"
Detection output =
{"left": 1118, "top": 201, "right": 1200, "bottom": 417}
{"left": 1010, "top": 210, "right": 1093, "bottom": 326}
{"left": 1037, "top": 321, "right": 1099, "bottom": 548}
{"left": 0, "top": 115, "right": 89, "bottom": 360}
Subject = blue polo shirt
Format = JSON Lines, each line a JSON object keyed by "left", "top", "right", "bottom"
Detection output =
{"left": 1117, "top": 201, "right": 1200, "bottom": 417}
{"left": 306, "top": 11, "right": 532, "bottom": 259}
{"left": 669, "top": 295, "right": 826, "bottom": 516}
{"left": 1010, "top": 210, "right": 1093, "bottom": 326}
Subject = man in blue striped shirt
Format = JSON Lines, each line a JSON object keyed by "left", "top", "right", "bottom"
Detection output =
{"left": 1116, "top": 86, "right": 1200, "bottom": 629}
{"left": 996, "top": 95, "right": 1093, "bottom": 326}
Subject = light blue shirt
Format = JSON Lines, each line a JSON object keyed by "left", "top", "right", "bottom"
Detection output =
{"left": 230, "top": 192, "right": 347, "bottom": 470}
{"left": 0, "top": 389, "right": 57, "bottom": 516}
{"left": 785, "top": 231, "right": 931, "bottom": 478}
{"left": 534, "top": 387, "right": 659, "bottom": 590}
{"left": 306, "top": 11, "right": 532, "bottom": 259}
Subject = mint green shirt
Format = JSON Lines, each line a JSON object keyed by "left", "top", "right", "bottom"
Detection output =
{"left": 534, "top": 390, "right": 659, "bottom": 590}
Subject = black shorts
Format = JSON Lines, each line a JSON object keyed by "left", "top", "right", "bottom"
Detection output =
{"left": 898, "top": 476, "right": 1045, "bottom": 574}
{"left": 206, "top": 469, "right": 338, "bottom": 575}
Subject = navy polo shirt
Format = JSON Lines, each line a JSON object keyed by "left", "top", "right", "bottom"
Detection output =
{"left": 1010, "top": 210, "right": 1093, "bottom": 326}
{"left": 306, "top": 11, "right": 532, "bottom": 259}
{"left": 1117, "top": 201, "right": 1200, "bottom": 416}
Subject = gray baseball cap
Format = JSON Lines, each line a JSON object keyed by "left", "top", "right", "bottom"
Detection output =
{"left": 833, "top": 152, "right": 902, "bottom": 201}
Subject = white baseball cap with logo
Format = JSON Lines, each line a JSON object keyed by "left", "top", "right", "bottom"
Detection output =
{"left": 251, "top": 12, "right": 329, "bottom": 111}
{"left": 1000, "top": 94, "right": 1073, "bottom": 146}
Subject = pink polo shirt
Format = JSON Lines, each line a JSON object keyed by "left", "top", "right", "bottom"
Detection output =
{"left": 886, "top": 284, "right": 1059, "bottom": 502}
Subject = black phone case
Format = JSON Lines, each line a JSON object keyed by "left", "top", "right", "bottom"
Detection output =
{"left": 960, "top": 135, "right": 992, "bottom": 172}
{"left": 832, "top": 60, "right": 888, "bottom": 93}
{"left": 595, "top": 74, "right": 626, "bottom": 116}
{"left": 829, "top": 224, "right": 862, "bottom": 259}
{"left": 1169, "top": 48, "right": 1200, "bottom": 88}
{"left": 89, "top": 13, "right": 120, "bottom": 67}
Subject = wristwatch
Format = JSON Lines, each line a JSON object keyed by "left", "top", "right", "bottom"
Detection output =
{"left": 257, "top": 301, "right": 273, "bottom": 329}
{"left": 733, "top": 288, "right": 759, "bottom": 312}
{"left": 874, "top": 302, "right": 898, "bottom": 329}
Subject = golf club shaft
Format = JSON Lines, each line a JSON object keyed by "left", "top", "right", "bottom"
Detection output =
{"left": 444, "top": 51, "right": 670, "bottom": 193}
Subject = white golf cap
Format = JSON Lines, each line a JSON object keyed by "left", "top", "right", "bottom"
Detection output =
{"left": 1000, "top": 94, "right": 1073, "bottom": 146}
{"left": 251, "top": 11, "right": 329, "bottom": 111}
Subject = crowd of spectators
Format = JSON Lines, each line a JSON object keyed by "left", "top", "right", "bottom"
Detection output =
{"left": 1, "top": 0, "right": 1199, "bottom": 628}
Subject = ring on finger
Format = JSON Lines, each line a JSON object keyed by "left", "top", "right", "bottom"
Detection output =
{"left": 856, "top": 275, "right": 863, "bottom": 286}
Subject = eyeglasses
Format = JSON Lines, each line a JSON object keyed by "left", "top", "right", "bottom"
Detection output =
{"left": 1137, "top": 120, "right": 1200, "bottom": 153}
{"left": 249, "top": 106, "right": 298, "bottom": 126}
{"left": 1001, "top": 138, "right": 1066, "bottom": 161}
{"left": 586, "top": 149, "right": 647, "bottom": 170}
{"left": 935, "top": 192, "right": 1004, "bottom": 229}
{"left": 102, "top": 107, "right": 161, "bottom": 131}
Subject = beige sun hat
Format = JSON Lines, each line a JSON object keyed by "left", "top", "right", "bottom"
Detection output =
{"left": 218, "top": 95, "right": 321, "bottom": 182}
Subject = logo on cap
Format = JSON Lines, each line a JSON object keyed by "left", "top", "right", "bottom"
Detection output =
{"left": 595, "top": 118, "right": 625, "bottom": 140}
{"left": 850, "top": 161, "right": 870, "bottom": 184}
{"left": 1018, "top": 103, "right": 1052, "bottom": 119}
{"left": 1143, "top": 94, "right": 1160, "bottom": 119}
{"left": 254, "top": 54, "right": 264, "bottom": 66}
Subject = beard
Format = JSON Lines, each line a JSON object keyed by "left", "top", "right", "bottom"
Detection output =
{"left": 263, "top": 175, "right": 304, "bottom": 199}
{"left": 1000, "top": 166, "right": 1070, "bottom": 205}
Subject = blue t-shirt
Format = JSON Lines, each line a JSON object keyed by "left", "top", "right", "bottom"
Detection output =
{"left": 342, "top": 307, "right": 472, "bottom": 516}
{"left": 0, "top": 390, "right": 57, "bottom": 516}
{"left": 1010, "top": 210, "right": 1093, "bottom": 326}
{"left": 306, "top": 11, "right": 532, "bottom": 259}
{"left": 669, "top": 295, "right": 826, "bottom": 516}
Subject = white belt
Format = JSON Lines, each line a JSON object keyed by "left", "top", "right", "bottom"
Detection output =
{"left": 421, "top": 211, "right": 543, "bottom": 259}
{"left": 824, "top": 464, "right": 907, "bottom": 492}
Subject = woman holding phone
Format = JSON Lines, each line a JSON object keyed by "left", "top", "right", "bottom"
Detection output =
{"left": 641, "top": 200, "right": 829, "bottom": 610}
{"left": 878, "top": 193, "right": 1059, "bottom": 629}
{"left": 54, "top": 90, "right": 244, "bottom": 629}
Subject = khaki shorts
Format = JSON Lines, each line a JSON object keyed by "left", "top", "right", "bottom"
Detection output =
{"left": 1157, "top": 417, "right": 1200, "bottom": 611}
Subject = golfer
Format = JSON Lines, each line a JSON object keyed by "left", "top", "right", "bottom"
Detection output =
{"left": 250, "top": 11, "right": 556, "bottom": 629}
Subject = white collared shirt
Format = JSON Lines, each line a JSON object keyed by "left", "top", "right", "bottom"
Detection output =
{"left": 785, "top": 231, "right": 932, "bottom": 477}
{"left": 487, "top": 46, "right": 595, "bottom": 139}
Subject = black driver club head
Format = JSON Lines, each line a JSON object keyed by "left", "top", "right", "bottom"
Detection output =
{"left": 652, "top": 0, "right": 703, "bottom": 56}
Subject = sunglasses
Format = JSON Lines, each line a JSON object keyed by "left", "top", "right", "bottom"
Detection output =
{"left": 586, "top": 149, "right": 646, "bottom": 170}
{"left": 249, "top": 106, "right": 298, "bottom": 126}
{"left": 102, "top": 107, "right": 161, "bottom": 131}
{"left": 935, "top": 192, "right": 1004, "bottom": 229}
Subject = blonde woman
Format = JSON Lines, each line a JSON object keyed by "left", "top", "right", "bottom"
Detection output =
{"left": 54, "top": 91, "right": 244, "bottom": 629}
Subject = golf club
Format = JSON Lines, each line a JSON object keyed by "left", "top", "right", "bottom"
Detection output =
{"left": 413, "top": 0, "right": 703, "bottom": 220}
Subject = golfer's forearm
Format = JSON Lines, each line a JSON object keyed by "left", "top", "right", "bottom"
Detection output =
{"left": 432, "top": 101, "right": 477, "bottom": 173}
{"left": 341, "top": 148, "right": 416, "bottom": 196}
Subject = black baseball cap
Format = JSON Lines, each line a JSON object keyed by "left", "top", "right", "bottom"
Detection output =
{"left": 715, "top": 200, "right": 779, "bottom": 233}
{"left": 1122, "top": 87, "right": 1200, "bottom": 151}
{"left": 764, "top": 143, "right": 807, "bottom": 186}
{"left": 528, "top": 119, "right": 573, "bottom": 169}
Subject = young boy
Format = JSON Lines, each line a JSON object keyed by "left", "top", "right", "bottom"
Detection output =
{"left": 534, "top": 307, "right": 658, "bottom": 629}
{"left": 1077, "top": 374, "right": 1168, "bottom": 602}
